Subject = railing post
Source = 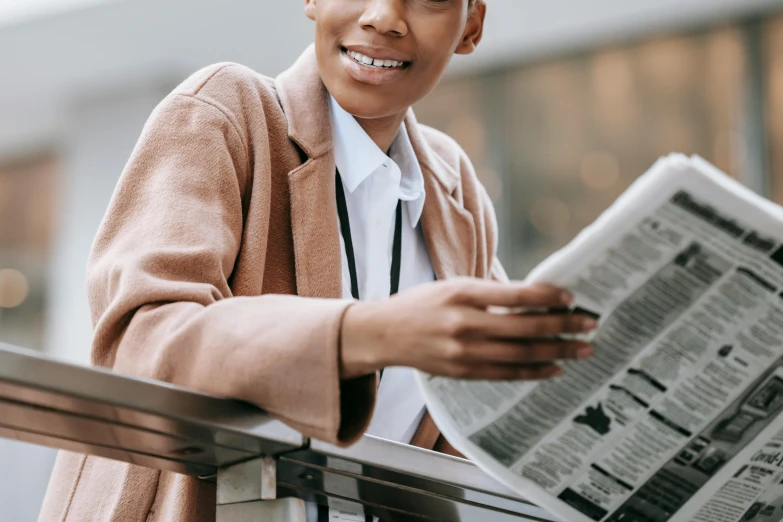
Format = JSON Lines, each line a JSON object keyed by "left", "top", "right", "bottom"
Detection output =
{"left": 216, "top": 457, "right": 306, "bottom": 522}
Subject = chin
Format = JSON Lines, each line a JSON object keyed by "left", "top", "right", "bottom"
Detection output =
{"left": 332, "top": 90, "right": 409, "bottom": 120}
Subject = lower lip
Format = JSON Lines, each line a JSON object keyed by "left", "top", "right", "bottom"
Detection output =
{"left": 340, "top": 49, "right": 408, "bottom": 86}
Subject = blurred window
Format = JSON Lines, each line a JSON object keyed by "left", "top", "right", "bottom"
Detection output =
{"left": 418, "top": 27, "right": 748, "bottom": 278}
{"left": 767, "top": 15, "right": 783, "bottom": 204}
{"left": 0, "top": 156, "right": 57, "bottom": 350}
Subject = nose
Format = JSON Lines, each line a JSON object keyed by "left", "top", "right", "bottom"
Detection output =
{"left": 358, "top": 0, "right": 408, "bottom": 37}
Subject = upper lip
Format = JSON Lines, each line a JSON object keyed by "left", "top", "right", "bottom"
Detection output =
{"left": 342, "top": 44, "right": 412, "bottom": 63}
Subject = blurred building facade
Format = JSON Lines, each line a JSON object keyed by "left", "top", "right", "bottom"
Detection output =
{"left": 1, "top": 0, "right": 782, "bottom": 519}
{"left": 416, "top": 21, "right": 782, "bottom": 277}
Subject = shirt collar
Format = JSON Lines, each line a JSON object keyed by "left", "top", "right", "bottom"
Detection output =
{"left": 329, "top": 95, "right": 426, "bottom": 226}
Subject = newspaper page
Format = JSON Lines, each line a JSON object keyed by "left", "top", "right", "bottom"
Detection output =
{"left": 417, "top": 154, "right": 783, "bottom": 522}
{"left": 678, "top": 424, "right": 783, "bottom": 521}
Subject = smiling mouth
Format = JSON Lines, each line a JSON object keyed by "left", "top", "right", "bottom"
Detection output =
{"left": 342, "top": 48, "right": 409, "bottom": 69}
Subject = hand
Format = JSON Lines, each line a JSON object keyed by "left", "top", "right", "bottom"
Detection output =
{"left": 339, "top": 278, "right": 597, "bottom": 381}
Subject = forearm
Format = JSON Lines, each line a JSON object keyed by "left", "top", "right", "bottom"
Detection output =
{"left": 102, "top": 294, "right": 375, "bottom": 445}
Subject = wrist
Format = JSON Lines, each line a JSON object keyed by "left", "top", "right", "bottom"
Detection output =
{"left": 339, "top": 301, "right": 387, "bottom": 379}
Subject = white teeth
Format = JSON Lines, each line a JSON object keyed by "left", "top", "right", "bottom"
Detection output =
{"left": 346, "top": 50, "right": 404, "bottom": 69}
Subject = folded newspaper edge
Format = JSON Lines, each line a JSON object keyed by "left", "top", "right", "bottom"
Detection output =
{"left": 418, "top": 154, "right": 783, "bottom": 522}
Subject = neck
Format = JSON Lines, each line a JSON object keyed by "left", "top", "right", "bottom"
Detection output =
{"left": 354, "top": 111, "right": 408, "bottom": 153}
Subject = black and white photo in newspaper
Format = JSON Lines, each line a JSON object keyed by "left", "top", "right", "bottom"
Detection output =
{"left": 679, "top": 424, "right": 783, "bottom": 521}
{"left": 417, "top": 155, "right": 783, "bottom": 522}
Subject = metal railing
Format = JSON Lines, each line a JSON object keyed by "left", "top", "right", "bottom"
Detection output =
{"left": 0, "top": 342, "right": 556, "bottom": 521}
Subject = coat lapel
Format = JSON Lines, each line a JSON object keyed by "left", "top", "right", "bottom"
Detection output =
{"left": 276, "top": 46, "right": 342, "bottom": 299}
{"left": 405, "top": 111, "right": 477, "bottom": 280}
{"left": 287, "top": 155, "right": 343, "bottom": 299}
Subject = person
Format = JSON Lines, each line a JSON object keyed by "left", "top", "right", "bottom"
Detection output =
{"left": 38, "top": 0, "right": 597, "bottom": 520}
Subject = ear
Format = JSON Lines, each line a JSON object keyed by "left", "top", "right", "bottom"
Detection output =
{"left": 304, "top": 0, "right": 317, "bottom": 21}
{"left": 455, "top": 2, "right": 486, "bottom": 56}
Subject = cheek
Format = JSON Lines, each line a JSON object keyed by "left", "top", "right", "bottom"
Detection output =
{"left": 314, "top": 19, "right": 338, "bottom": 47}
{"left": 414, "top": 35, "right": 460, "bottom": 83}
{"left": 314, "top": 3, "right": 357, "bottom": 46}
{"left": 413, "top": 17, "right": 464, "bottom": 65}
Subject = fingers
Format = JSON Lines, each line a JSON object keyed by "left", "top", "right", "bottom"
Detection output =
{"left": 457, "top": 339, "right": 594, "bottom": 364}
{"left": 443, "top": 362, "right": 564, "bottom": 381}
{"left": 448, "top": 308, "right": 598, "bottom": 339}
{"left": 444, "top": 278, "right": 573, "bottom": 310}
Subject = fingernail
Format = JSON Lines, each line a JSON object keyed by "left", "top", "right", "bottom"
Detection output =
{"left": 561, "top": 291, "right": 574, "bottom": 305}
{"left": 577, "top": 345, "right": 594, "bottom": 358}
{"left": 583, "top": 318, "right": 598, "bottom": 331}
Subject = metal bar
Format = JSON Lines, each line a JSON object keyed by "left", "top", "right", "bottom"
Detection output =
{"left": 0, "top": 342, "right": 304, "bottom": 463}
{"left": 0, "top": 343, "right": 551, "bottom": 520}
{"left": 274, "top": 437, "right": 557, "bottom": 521}
{"left": 216, "top": 498, "right": 306, "bottom": 522}
{"left": 0, "top": 423, "right": 216, "bottom": 477}
{"left": 311, "top": 437, "right": 524, "bottom": 506}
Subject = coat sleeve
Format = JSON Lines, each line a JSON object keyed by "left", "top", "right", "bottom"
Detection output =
{"left": 87, "top": 89, "right": 374, "bottom": 445}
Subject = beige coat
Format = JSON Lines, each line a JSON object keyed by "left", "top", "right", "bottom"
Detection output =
{"left": 38, "top": 46, "right": 504, "bottom": 522}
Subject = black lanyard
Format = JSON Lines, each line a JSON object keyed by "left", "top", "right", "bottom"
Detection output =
{"left": 331, "top": 172, "right": 402, "bottom": 522}
{"left": 336, "top": 170, "right": 403, "bottom": 300}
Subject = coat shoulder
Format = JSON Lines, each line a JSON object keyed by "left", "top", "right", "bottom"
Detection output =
{"left": 419, "top": 125, "right": 467, "bottom": 174}
{"left": 419, "top": 124, "right": 487, "bottom": 198}
{"left": 166, "top": 63, "right": 285, "bottom": 134}
{"left": 174, "top": 63, "right": 279, "bottom": 103}
{"left": 418, "top": 123, "right": 502, "bottom": 279}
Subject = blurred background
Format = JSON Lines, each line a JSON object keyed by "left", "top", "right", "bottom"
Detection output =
{"left": 1, "top": 0, "right": 783, "bottom": 518}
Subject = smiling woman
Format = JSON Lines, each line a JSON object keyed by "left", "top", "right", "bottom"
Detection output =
{"left": 38, "top": 1, "right": 597, "bottom": 521}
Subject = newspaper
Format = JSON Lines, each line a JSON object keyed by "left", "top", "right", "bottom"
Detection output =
{"left": 417, "top": 154, "right": 783, "bottom": 522}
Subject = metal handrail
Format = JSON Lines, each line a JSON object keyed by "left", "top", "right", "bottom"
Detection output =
{"left": 0, "top": 343, "right": 555, "bottom": 521}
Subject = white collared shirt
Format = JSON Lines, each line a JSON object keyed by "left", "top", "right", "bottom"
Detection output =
{"left": 330, "top": 95, "right": 434, "bottom": 445}
{"left": 310, "top": 98, "right": 434, "bottom": 522}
